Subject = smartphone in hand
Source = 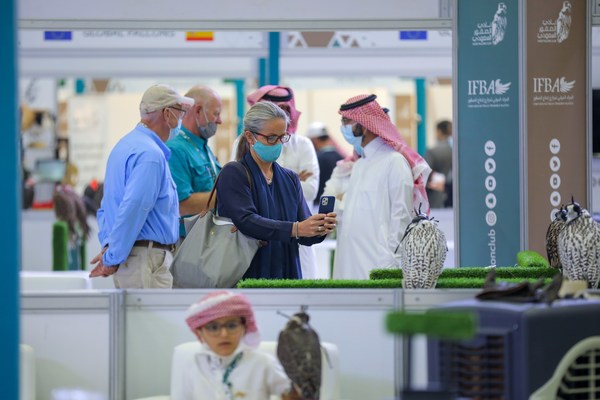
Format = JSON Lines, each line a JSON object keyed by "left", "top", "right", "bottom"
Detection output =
{"left": 318, "top": 195, "right": 336, "bottom": 214}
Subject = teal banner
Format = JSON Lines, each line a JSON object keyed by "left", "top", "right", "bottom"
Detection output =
{"left": 456, "top": 0, "right": 521, "bottom": 267}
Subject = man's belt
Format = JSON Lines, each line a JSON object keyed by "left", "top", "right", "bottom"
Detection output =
{"left": 133, "top": 240, "right": 175, "bottom": 252}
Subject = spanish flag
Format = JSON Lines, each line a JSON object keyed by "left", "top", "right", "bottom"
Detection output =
{"left": 186, "top": 31, "right": 214, "bottom": 41}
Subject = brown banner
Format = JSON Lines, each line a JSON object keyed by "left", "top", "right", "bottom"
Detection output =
{"left": 526, "top": 0, "right": 588, "bottom": 254}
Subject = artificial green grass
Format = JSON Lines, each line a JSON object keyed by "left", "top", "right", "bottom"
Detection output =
{"left": 370, "top": 266, "right": 557, "bottom": 281}
{"left": 52, "top": 221, "right": 69, "bottom": 271}
{"left": 237, "top": 278, "right": 403, "bottom": 288}
{"left": 236, "top": 276, "right": 552, "bottom": 289}
{"left": 386, "top": 311, "right": 477, "bottom": 339}
{"left": 516, "top": 250, "right": 550, "bottom": 268}
{"left": 434, "top": 277, "right": 552, "bottom": 288}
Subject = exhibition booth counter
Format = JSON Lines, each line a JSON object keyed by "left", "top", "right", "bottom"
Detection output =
{"left": 20, "top": 288, "right": 479, "bottom": 400}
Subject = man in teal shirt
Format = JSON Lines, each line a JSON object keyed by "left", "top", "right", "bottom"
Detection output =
{"left": 167, "top": 86, "right": 222, "bottom": 236}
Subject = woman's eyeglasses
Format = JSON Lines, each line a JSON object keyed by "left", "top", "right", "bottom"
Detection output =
{"left": 202, "top": 319, "right": 244, "bottom": 336}
{"left": 252, "top": 131, "right": 291, "bottom": 144}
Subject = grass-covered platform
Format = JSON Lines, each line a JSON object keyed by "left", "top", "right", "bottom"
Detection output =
{"left": 236, "top": 266, "right": 557, "bottom": 289}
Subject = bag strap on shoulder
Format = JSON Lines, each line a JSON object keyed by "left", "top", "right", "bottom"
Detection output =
{"left": 206, "top": 161, "right": 252, "bottom": 211}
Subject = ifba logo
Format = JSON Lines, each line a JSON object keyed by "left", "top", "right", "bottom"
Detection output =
{"left": 532, "top": 76, "right": 576, "bottom": 106}
{"left": 532, "top": 76, "right": 575, "bottom": 93}
{"left": 537, "top": 1, "right": 572, "bottom": 43}
{"left": 468, "top": 79, "right": 511, "bottom": 95}
{"left": 472, "top": 2, "right": 508, "bottom": 46}
{"left": 467, "top": 79, "right": 511, "bottom": 109}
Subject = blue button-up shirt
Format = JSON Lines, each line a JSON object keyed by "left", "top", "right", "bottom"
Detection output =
{"left": 97, "top": 124, "right": 179, "bottom": 266}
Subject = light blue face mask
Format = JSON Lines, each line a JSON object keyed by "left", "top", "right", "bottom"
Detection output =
{"left": 252, "top": 138, "right": 283, "bottom": 163}
{"left": 168, "top": 109, "right": 182, "bottom": 141}
{"left": 340, "top": 124, "right": 364, "bottom": 156}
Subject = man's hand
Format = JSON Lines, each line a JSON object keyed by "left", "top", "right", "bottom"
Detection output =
{"left": 298, "top": 170, "right": 313, "bottom": 182}
{"left": 427, "top": 180, "right": 445, "bottom": 192}
{"left": 89, "top": 247, "right": 118, "bottom": 278}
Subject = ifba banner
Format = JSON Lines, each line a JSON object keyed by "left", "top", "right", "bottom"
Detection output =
{"left": 526, "top": 0, "right": 588, "bottom": 255}
{"left": 456, "top": 0, "right": 520, "bottom": 267}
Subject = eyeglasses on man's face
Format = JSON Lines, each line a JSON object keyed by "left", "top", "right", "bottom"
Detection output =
{"left": 168, "top": 106, "right": 187, "bottom": 117}
{"left": 202, "top": 319, "right": 244, "bottom": 336}
{"left": 252, "top": 131, "right": 291, "bottom": 144}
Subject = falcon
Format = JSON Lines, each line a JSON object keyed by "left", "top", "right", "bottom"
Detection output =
{"left": 397, "top": 206, "right": 447, "bottom": 289}
{"left": 277, "top": 306, "right": 322, "bottom": 399}
{"left": 558, "top": 198, "right": 600, "bottom": 289}
{"left": 545, "top": 206, "right": 566, "bottom": 270}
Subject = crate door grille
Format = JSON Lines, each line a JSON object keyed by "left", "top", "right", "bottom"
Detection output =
{"left": 557, "top": 348, "right": 600, "bottom": 400}
{"left": 438, "top": 334, "right": 507, "bottom": 400}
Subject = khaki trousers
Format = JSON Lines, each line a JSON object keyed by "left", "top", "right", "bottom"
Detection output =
{"left": 113, "top": 243, "right": 174, "bottom": 289}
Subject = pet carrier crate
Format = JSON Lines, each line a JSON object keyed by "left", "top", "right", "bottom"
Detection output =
{"left": 427, "top": 299, "right": 600, "bottom": 399}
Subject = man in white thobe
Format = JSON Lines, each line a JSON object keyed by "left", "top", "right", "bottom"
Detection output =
{"left": 333, "top": 94, "right": 431, "bottom": 279}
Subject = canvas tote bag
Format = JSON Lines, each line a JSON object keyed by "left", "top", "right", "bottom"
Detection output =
{"left": 171, "top": 162, "right": 260, "bottom": 288}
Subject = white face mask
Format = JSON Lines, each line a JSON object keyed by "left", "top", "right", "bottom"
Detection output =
{"left": 167, "top": 109, "right": 182, "bottom": 141}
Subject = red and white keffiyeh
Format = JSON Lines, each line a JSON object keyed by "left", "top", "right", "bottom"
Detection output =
{"left": 186, "top": 291, "right": 260, "bottom": 347}
{"left": 247, "top": 85, "right": 301, "bottom": 134}
{"left": 339, "top": 94, "right": 431, "bottom": 214}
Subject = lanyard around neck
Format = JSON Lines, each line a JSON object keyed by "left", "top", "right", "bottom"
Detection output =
{"left": 180, "top": 130, "right": 217, "bottom": 181}
{"left": 222, "top": 352, "right": 244, "bottom": 399}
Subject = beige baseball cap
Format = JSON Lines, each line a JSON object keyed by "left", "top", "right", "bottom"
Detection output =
{"left": 139, "top": 84, "right": 194, "bottom": 114}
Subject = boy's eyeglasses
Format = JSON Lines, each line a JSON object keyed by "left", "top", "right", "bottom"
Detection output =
{"left": 202, "top": 320, "right": 244, "bottom": 336}
{"left": 252, "top": 131, "right": 291, "bottom": 144}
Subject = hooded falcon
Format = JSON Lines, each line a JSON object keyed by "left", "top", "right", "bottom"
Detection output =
{"left": 277, "top": 306, "right": 322, "bottom": 399}
{"left": 557, "top": 198, "right": 600, "bottom": 289}
{"left": 398, "top": 206, "right": 447, "bottom": 289}
{"left": 546, "top": 206, "right": 567, "bottom": 270}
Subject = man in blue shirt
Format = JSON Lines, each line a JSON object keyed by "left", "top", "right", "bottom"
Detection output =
{"left": 89, "top": 84, "right": 194, "bottom": 288}
{"left": 167, "top": 86, "right": 222, "bottom": 236}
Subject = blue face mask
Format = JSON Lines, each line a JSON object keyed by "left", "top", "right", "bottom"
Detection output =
{"left": 340, "top": 124, "right": 364, "bottom": 156}
{"left": 252, "top": 138, "right": 283, "bottom": 163}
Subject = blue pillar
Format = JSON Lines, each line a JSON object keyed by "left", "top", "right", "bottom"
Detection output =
{"left": 258, "top": 58, "right": 267, "bottom": 89}
{"left": 257, "top": 33, "right": 280, "bottom": 91}
{"left": 75, "top": 79, "right": 86, "bottom": 94}
{"left": 415, "top": 78, "right": 427, "bottom": 156}
{"left": 1, "top": 0, "right": 20, "bottom": 397}
{"left": 224, "top": 79, "right": 245, "bottom": 136}
{"left": 267, "top": 32, "right": 280, "bottom": 85}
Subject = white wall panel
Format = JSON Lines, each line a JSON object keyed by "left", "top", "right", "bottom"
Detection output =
{"left": 20, "top": 54, "right": 258, "bottom": 78}
{"left": 124, "top": 289, "right": 399, "bottom": 400}
{"left": 20, "top": 292, "right": 120, "bottom": 400}
{"left": 19, "top": 0, "right": 448, "bottom": 30}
